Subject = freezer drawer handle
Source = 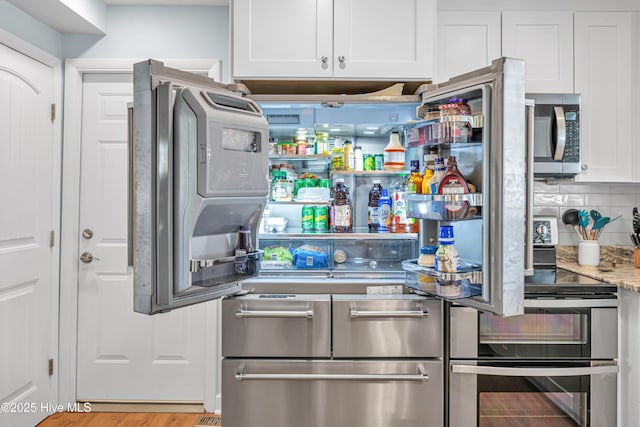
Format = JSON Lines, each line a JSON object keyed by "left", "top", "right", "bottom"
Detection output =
{"left": 451, "top": 363, "right": 618, "bottom": 377}
{"left": 235, "top": 309, "right": 313, "bottom": 319}
{"left": 349, "top": 308, "right": 428, "bottom": 318}
{"left": 235, "top": 364, "right": 429, "bottom": 382}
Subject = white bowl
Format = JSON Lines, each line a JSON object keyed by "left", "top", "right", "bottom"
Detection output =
{"left": 266, "top": 217, "right": 288, "bottom": 232}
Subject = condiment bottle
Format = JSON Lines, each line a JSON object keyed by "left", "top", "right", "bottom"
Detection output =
{"left": 368, "top": 179, "right": 383, "bottom": 231}
{"left": 383, "top": 131, "right": 405, "bottom": 170}
{"left": 439, "top": 156, "right": 470, "bottom": 219}
{"left": 331, "top": 178, "right": 352, "bottom": 232}
{"left": 435, "top": 225, "right": 461, "bottom": 273}
{"left": 377, "top": 189, "right": 392, "bottom": 233}
{"left": 235, "top": 225, "right": 254, "bottom": 256}
{"left": 428, "top": 158, "right": 446, "bottom": 195}
{"left": 417, "top": 245, "right": 438, "bottom": 267}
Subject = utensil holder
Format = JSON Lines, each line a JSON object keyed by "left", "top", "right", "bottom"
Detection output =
{"left": 578, "top": 240, "right": 600, "bottom": 266}
{"left": 635, "top": 248, "right": 640, "bottom": 268}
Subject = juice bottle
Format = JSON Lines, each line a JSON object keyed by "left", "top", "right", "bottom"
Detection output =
{"left": 408, "top": 159, "right": 423, "bottom": 194}
{"left": 390, "top": 173, "right": 418, "bottom": 233}
{"left": 331, "top": 178, "right": 352, "bottom": 233}
{"left": 383, "top": 131, "right": 405, "bottom": 170}
{"left": 377, "top": 189, "right": 392, "bottom": 233}
{"left": 421, "top": 169, "right": 434, "bottom": 194}
{"left": 368, "top": 179, "right": 383, "bottom": 231}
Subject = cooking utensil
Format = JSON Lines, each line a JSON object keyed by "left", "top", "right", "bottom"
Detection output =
{"left": 633, "top": 207, "right": 640, "bottom": 235}
{"left": 590, "top": 209, "right": 602, "bottom": 223}
{"left": 578, "top": 210, "right": 589, "bottom": 228}
{"left": 562, "top": 209, "right": 579, "bottom": 226}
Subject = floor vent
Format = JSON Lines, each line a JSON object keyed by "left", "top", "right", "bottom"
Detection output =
{"left": 193, "top": 414, "right": 222, "bottom": 426}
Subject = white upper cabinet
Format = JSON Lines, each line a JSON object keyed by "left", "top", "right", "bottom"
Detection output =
{"left": 332, "top": 0, "right": 434, "bottom": 79}
{"left": 436, "top": 11, "right": 501, "bottom": 84}
{"left": 574, "top": 12, "right": 633, "bottom": 182}
{"left": 232, "top": 0, "right": 334, "bottom": 79}
{"left": 232, "top": 0, "right": 435, "bottom": 80}
{"left": 502, "top": 11, "right": 574, "bottom": 93}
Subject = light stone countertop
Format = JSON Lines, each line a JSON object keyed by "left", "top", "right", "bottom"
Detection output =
{"left": 556, "top": 245, "right": 640, "bottom": 292}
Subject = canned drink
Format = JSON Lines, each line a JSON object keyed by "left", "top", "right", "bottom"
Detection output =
{"left": 374, "top": 154, "right": 384, "bottom": 170}
{"left": 319, "top": 179, "right": 332, "bottom": 188}
{"left": 293, "top": 179, "right": 303, "bottom": 197}
{"left": 301, "top": 205, "right": 315, "bottom": 231}
{"left": 363, "top": 154, "right": 375, "bottom": 171}
{"left": 314, "top": 205, "right": 329, "bottom": 231}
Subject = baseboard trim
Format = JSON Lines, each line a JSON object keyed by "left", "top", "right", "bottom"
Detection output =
{"left": 79, "top": 401, "right": 205, "bottom": 413}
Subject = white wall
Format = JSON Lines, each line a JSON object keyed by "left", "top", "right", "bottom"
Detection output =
{"left": 534, "top": 181, "right": 640, "bottom": 246}
{"left": 62, "top": 5, "right": 230, "bottom": 81}
{"left": 0, "top": 0, "right": 62, "bottom": 58}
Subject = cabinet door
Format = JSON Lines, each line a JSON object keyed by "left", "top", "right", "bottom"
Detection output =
{"left": 233, "top": 0, "right": 333, "bottom": 78}
{"left": 502, "top": 11, "right": 573, "bottom": 93}
{"left": 574, "top": 12, "right": 633, "bottom": 182}
{"left": 437, "top": 11, "right": 501, "bottom": 84}
{"left": 333, "top": 0, "right": 435, "bottom": 79}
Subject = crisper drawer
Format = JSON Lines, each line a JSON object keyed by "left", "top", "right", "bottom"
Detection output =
{"left": 222, "top": 359, "right": 443, "bottom": 427}
{"left": 332, "top": 295, "right": 442, "bottom": 358}
{"left": 222, "top": 294, "right": 330, "bottom": 358}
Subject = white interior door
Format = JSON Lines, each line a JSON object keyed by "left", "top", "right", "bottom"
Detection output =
{"left": 76, "top": 74, "right": 213, "bottom": 402}
{"left": 0, "top": 43, "right": 58, "bottom": 427}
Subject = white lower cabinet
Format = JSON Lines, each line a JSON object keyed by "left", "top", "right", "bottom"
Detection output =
{"left": 574, "top": 12, "right": 634, "bottom": 183}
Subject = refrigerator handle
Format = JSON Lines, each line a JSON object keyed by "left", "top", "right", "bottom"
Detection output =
{"left": 552, "top": 106, "right": 567, "bottom": 160}
{"left": 524, "top": 99, "right": 535, "bottom": 276}
{"left": 127, "top": 103, "right": 134, "bottom": 267}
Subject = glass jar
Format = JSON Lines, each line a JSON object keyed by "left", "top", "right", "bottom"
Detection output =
{"left": 449, "top": 98, "right": 471, "bottom": 115}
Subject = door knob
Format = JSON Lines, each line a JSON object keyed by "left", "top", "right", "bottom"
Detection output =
{"left": 338, "top": 56, "right": 346, "bottom": 69}
{"left": 80, "top": 251, "right": 100, "bottom": 263}
{"left": 82, "top": 228, "right": 94, "bottom": 239}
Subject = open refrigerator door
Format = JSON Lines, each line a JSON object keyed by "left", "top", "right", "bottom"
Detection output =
{"left": 402, "top": 57, "right": 529, "bottom": 317}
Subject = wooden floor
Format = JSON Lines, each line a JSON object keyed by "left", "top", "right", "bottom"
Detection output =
{"left": 37, "top": 412, "right": 220, "bottom": 427}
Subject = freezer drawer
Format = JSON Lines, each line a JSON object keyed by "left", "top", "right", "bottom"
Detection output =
{"left": 222, "top": 294, "right": 331, "bottom": 358}
{"left": 222, "top": 359, "right": 443, "bottom": 427}
{"left": 332, "top": 295, "right": 442, "bottom": 358}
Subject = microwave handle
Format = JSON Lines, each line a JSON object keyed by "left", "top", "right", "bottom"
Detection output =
{"left": 552, "top": 106, "right": 566, "bottom": 160}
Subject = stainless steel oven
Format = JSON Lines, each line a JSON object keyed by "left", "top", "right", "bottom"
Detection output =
{"left": 449, "top": 290, "right": 618, "bottom": 427}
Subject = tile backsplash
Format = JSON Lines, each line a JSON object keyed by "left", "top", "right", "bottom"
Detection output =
{"left": 533, "top": 181, "right": 639, "bottom": 246}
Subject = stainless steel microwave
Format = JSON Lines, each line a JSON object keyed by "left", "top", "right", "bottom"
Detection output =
{"left": 528, "top": 93, "right": 581, "bottom": 177}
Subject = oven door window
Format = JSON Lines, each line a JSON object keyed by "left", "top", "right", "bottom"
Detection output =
{"left": 478, "top": 308, "right": 590, "bottom": 358}
{"left": 450, "top": 361, "right": 618, "bottom": 427}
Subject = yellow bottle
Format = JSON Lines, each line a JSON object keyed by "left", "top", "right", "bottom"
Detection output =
{"left": 422, "top": 169, "right": 434, "bottom": 194}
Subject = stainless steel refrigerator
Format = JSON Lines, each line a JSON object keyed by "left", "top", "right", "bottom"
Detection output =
{"left": 130, "top": 57, "right": 531, "bottom": 427}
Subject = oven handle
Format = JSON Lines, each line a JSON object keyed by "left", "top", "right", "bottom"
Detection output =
{"left": 350, "top": 308, "right": 428, "bottom": 318}
{"left": 524, "top": 299, "right": 618, "bottom": 309}
{"left": 451, "top": 363, "right": 618, "bottom": 377}
{"left": 235, "top": 364, "right": 429, "bottom": 382}
{"left": 235, "top": 309, "right": 313, "bottom": 318}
